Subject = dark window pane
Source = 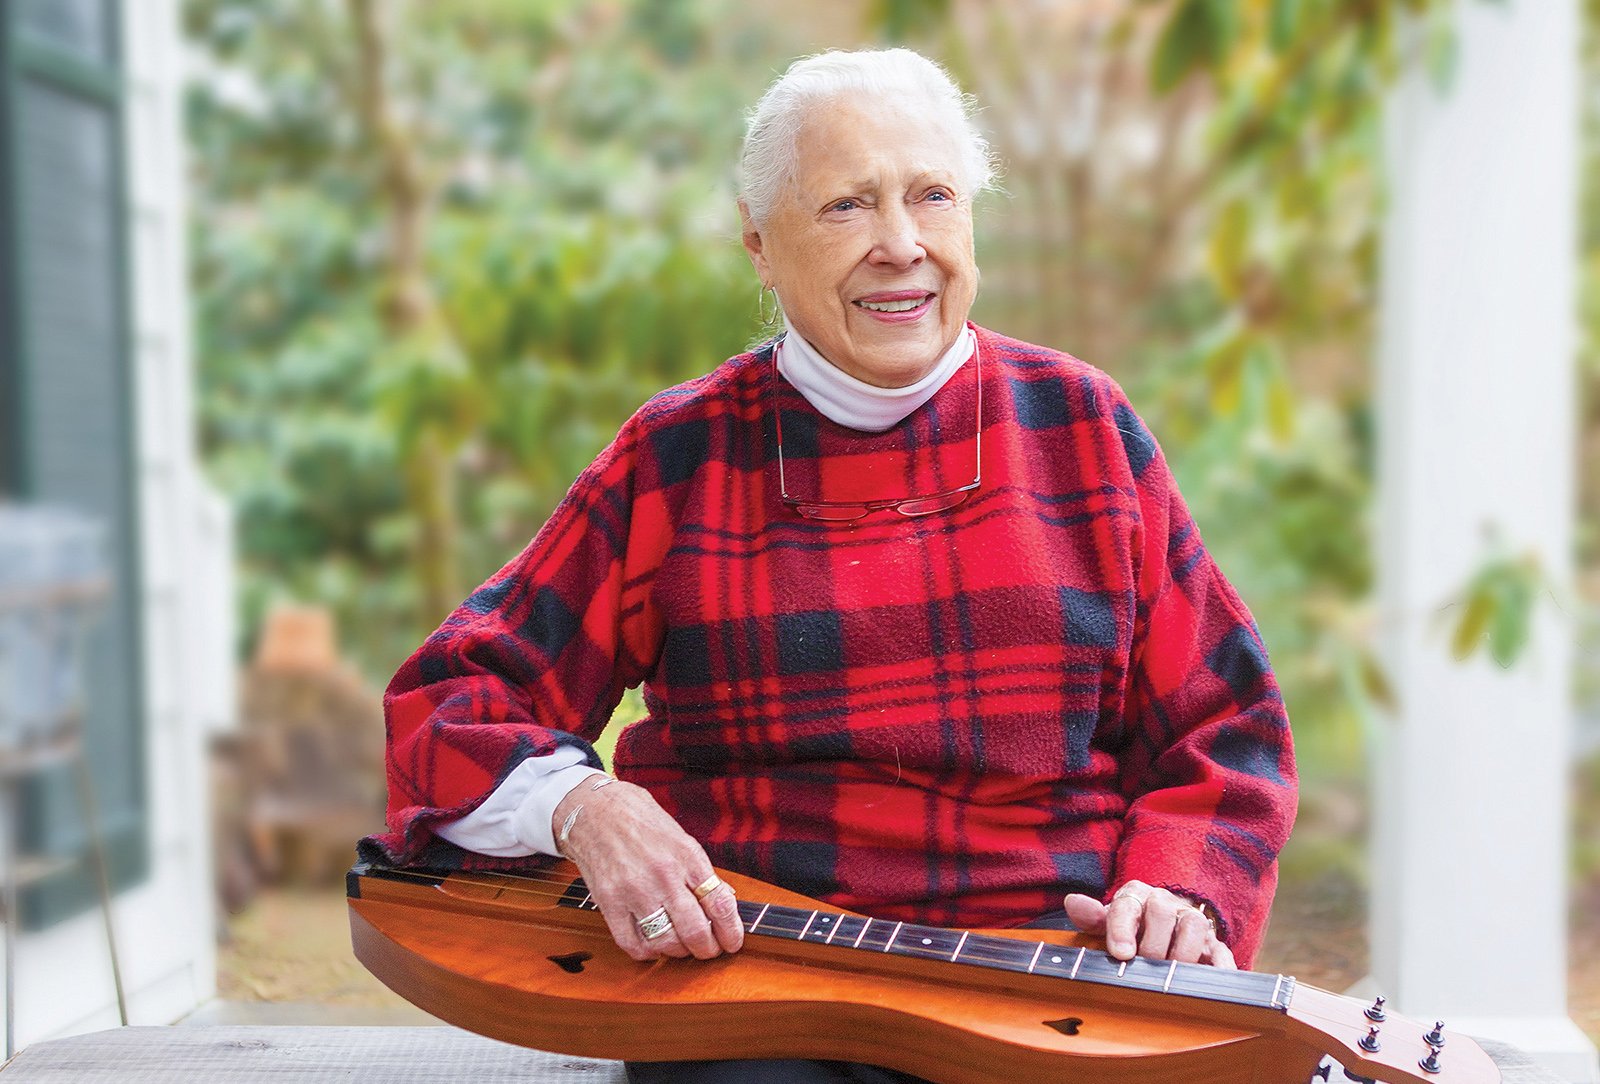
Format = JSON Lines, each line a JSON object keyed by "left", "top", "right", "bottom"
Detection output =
{"left": 14, "top": 0, "right": 113, "bottom": 65}
{"left": 11, "top": 71, "right": 146, "bottom": 925}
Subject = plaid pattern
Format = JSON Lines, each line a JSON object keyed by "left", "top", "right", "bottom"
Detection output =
{"left": 366, "top": 325, "right": 1297, "bottom": 967}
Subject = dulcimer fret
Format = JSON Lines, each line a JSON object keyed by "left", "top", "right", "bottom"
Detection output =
{"left": 554, "top": 872, "right": 1291, "bottom": 1013}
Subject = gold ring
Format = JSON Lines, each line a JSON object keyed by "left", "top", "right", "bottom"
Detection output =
{"left": 691, "top": 874, "right": 725, "bottom": 901}
{"left": 636, "top": 906, "right": 674, "bottom": 940}
{"left": 1178, "top": 900, "right": 1216, "bottom": 933}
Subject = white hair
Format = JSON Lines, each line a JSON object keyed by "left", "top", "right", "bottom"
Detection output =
{"left": 739, "top": 48, "right": 997, "bottom": 227}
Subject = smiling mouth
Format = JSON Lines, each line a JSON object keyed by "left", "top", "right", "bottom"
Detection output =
{"left": 856, "top": 293, "right": 933, "bottom": 313}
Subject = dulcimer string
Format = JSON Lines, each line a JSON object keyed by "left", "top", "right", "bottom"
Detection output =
{"left": 355, "top": 863, "right": 1289, "bottom": 1010}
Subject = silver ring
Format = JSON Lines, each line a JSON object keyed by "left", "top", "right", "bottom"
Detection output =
{"left": 636, "top": 906, "right": 674, "bottom": 940}
{"left": 1111, "top": 885, "right": 1147, "bottom": 905}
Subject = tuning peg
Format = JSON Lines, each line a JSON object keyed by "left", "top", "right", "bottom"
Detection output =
{"left": 1419, "top": 1043, "right": 1444, "bottom": 1075}
{"left": 1423, "top": 1020, "right": 1445, "bottom": 1047}
{"left": 1312, "top": 1061, "right": 1332, "bottom": 1081}
{"left": 1359, "top": 1025, "right": 1382, "bottom": 1053}
{"left": 1364, "top": 995, "right": 1387, "bottom": 1022}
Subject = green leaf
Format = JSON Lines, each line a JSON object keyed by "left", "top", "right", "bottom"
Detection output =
{"left": 1266, "top": 366, "right": 1297, "bottom": 443}
{"left": 1206, "top": 0, "right": 1241, "bottom": 68}
{"left": 1203, "top": 329, "right": 1252, "bottom": 415}
{"left": 1268, "top": 0, "right": 1299, "bottom": 52}
{"left": 1447, "top": 553, "right": 1546, "bottom": 668}
{"left": 864, "top": 0, "right": 952, "bottom": 41}
{"left": 1359, "top": 649, "right": 1397, "bottom": 712}
{"left": 1274, "top": 169, "right": 1315, "bottom": 224}
{"left": 1425, "top": 14, "right": 1460, "bottom": 95}
{"left": 1486, "top": 567, "right": 1535, "bottom": 668}
{"left": 1450, "top": 586, "right": 1494, "bottom": 661}
{"left": 1151, "top": 0, "right": 1221, "bottom": 94}
{"left": 1208, "top": 199, "right": 1251, "bottom": 300}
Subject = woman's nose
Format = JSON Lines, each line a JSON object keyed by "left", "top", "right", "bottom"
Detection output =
{"left": 868, "top": 204, "right": 925, "bottom": 268}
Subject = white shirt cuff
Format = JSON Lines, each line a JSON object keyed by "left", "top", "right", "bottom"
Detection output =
{"left": 432, "top": 748, "right": 606, "bottom": 857}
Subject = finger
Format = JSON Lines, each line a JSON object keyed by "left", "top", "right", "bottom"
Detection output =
{"left": 1104, "top": 891, "right": 1147, "bottom": 961}
{"left": 663, "top": 890, "right": 720, "bottom": 960}
{"left": 1205, "top": 936, "right": 1237, "bottom": 970}
{"left": 1169, "top": 908, "right": 1211, "bottom": 964}
{"left": 1062, "top": 895, "right": 1113, "bottom": 940}
{"left": 1062, "top": 893, "right": 1108, "bottom": 934}
{"left": 610, "top": 880, "right": 690, "bottom": 960}
{"left": 588, "top": 874, "right": 673, "bottom": 961}
{"left": 635, "top": 903, "right": 692, "bottom": 959}
{"left": 696, "top": 878, "right": 744, "bottom": 954}
{"left": 1136, "top": 896, "right": 1183, "bottom": 961}
{"left": 673, "top": 862, "right": 739, "bottom": 957}
{"left": 648, "top": 924, "right": 692, "bottom": 959}
{"left": 601, "top": 904, "right": 656, "bottom": 962}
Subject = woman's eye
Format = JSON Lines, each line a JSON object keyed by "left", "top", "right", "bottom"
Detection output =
{"left": 925, "top": 189, "right": 953, "bottom": 202}
{"left": 829, "top": 199, "right": 858, "bottom": 212}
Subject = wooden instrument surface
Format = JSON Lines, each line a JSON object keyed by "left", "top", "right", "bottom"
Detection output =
{"left": 347, "top": 862, "right": 1500, "bottom": 1084}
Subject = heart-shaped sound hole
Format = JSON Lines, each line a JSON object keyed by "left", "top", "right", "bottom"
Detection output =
{"left": 1043, "top": 1017, "right": 1083, "bottom": 1036}
{"left": 548, "top": 952, "right": 593, "bottom": 974}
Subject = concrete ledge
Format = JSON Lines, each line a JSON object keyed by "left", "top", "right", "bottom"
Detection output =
{"left": 176, "top": 999, "right": 443, "bottom": 1027}
{"left": 1448, "top": 1017, "right": 1599, "bottom": 1084}
{"left": 0, "top": 1026, "right": 626, "bottom": 1082}
{"left": 0, "top": 1024, "right": 1579, "bottom": 1082}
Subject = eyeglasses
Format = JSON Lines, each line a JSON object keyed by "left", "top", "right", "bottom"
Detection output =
{"left": 774, "top": 341, "right": 981, "bottom": 521}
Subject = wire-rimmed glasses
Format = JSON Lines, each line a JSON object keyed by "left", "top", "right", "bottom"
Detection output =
{"left": 774, "top": 342, "right": 981, "bottom": 521}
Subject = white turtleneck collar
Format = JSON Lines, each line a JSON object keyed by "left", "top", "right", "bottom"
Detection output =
{"left": 775, "top": 319, "right": 975, "bottom": 433}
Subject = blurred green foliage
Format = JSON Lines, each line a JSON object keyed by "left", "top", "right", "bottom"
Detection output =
{"left": 1109, "top": 0, "right": 1570, "bottom": 745}
{"left": 189, "top": 0, "right": 765, "bottom": 673}
{"left": 1583, "top": 1, "right": 1600, "bottom": 574}
{"left": 1444, "top": 548, "right": 1559, "bottom": 670}
{"left": 940, "top": 1, "right": 1458, "bottom": 770}
{"left": 188, "top": 0, "right": 1593, "bottom": 779}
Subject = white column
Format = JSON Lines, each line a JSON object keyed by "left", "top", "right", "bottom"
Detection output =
{"left": 1373, "top": 1, "right": 1597, "bottom": 1080}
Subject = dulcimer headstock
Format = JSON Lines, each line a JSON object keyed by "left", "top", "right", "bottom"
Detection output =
{"left": 1286, "top": 984, "right": 1500, "bottom": 1083}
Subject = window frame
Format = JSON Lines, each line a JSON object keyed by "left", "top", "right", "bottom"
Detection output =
{"left": 0, "top": 0, "right": 149, "bottom": 928}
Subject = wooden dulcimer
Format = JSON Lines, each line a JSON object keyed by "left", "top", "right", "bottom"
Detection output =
{"left": 347, "top": 861, "right": 1499, "bottom": 1084}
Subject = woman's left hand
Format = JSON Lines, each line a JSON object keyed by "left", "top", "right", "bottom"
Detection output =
{"left": 1063, "top": 880, "right": 1235, "bottom": 968}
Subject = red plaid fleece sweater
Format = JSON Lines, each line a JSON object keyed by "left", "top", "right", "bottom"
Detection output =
{"left": 366, "top": 325, "right": 1297, "bottom": 966}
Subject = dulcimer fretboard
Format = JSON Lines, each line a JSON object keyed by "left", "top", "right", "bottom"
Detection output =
{"left": 554, "top": 875, "right": 1293, "bottom": 1013}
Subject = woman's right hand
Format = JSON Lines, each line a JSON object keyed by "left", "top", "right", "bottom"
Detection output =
{"left": 552, "top": 779, "right": 744, "bottom": 961}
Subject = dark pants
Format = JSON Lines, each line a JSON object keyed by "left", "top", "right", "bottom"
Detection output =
{"left": 624, "top": 910, "right": 1078, "bottom": 1083}
{"left": 626, "top": 1060, "right": 925, "bottom": 1084}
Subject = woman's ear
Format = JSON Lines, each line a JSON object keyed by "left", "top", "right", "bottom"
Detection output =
{"left": 737, "top": 200, "right": 770, "bottom": 284}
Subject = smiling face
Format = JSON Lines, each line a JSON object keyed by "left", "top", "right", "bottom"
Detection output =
{"left": 740, "top": 97, "right": 979, "bottom": 389}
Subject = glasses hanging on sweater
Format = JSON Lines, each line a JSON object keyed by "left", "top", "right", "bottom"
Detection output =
{"left": 773, "top": 342, "right": 981, "bottom": 521}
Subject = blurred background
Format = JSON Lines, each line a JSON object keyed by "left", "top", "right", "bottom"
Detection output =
{"left": 0, "top": 0, "right": 1595, "bottom": 1072}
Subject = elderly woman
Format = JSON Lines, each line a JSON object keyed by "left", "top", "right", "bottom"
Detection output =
{"left": 365, "top": 48, "right": 1296, "bottom": 1083}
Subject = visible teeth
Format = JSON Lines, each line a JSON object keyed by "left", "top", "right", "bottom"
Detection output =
{"left": 858, "top": 296, "right": 927, "bottom": 313}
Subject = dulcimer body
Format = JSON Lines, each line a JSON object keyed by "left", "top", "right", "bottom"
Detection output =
{"left": 347, "top": 861, "right": 1499, "bottom": 1084}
